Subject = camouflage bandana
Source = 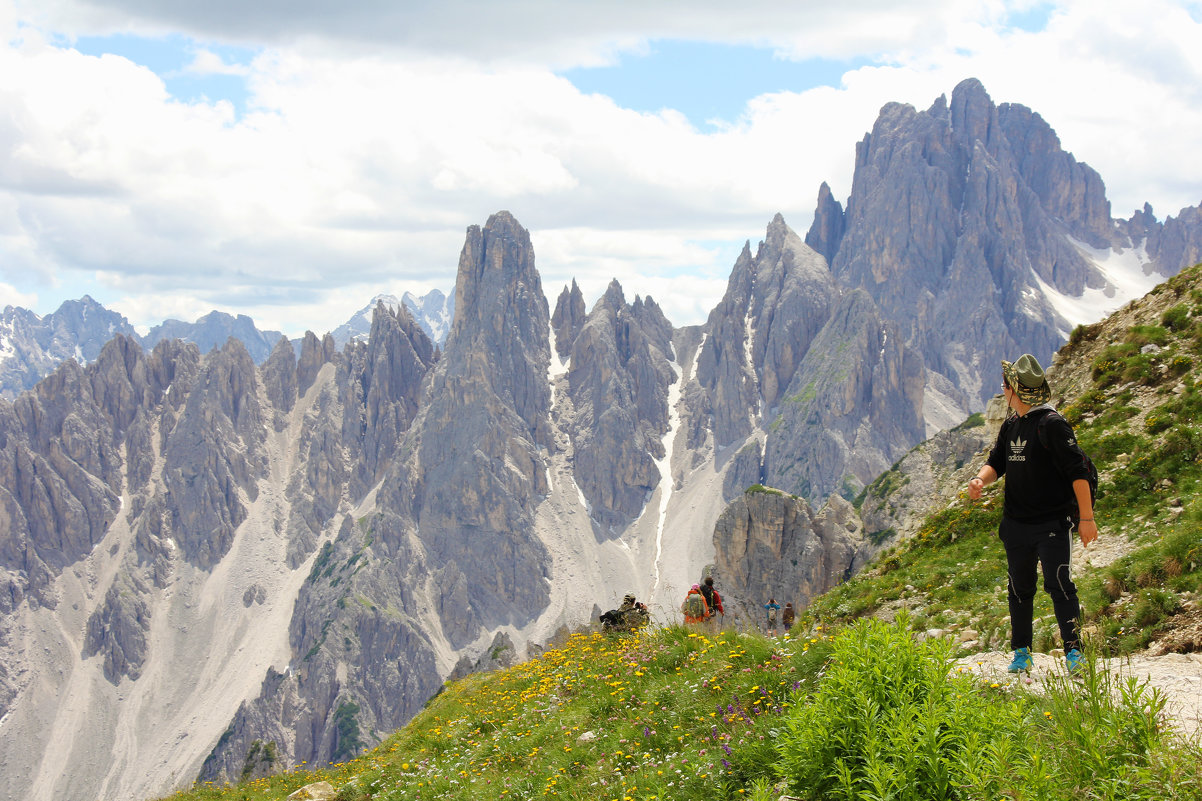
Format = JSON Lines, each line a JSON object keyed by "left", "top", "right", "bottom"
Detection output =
{"left": 1002, "top": 354, "right": 1051, "bottom": 405}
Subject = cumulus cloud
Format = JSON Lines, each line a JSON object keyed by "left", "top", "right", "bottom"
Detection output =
{"left": 2, "top": 0, "right": 1200, "bottom": 336}
{"left": 0, "top": 281, "right": 39, "bottom": 310}
{"left": 181, "top": 47, "right": 250, "bottom": 77}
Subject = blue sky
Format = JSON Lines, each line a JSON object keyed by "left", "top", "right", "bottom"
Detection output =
{"left": 71, "top": 33, "right": 257, "bottom": 115}
{"left": 2, "top": 0, "right": 1201, "bottom": 335}
{"left": 66, "top": 33, "right": 870, "bottom": 130}
{"left": 563, "top": 42, "right": 870, "bottom": 129}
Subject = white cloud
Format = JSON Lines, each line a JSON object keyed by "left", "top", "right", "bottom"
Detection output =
{"left": 0, "top": 281, "right": 39, "bottom": 310}
{"left": 1, "top": 0, "right": 1200, "bottom": 337}
{"left": 181, "top": 47, "right": 249, "bottom": 77}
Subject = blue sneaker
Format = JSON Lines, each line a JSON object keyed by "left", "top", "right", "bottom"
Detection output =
{"left": 1007, "top": 647, "right": 1033, "bottom": 673}
{"left": 1065, "top": 648, "right": 1084, "bottom": 675}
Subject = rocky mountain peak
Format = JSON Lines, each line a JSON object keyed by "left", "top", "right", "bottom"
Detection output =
{"left": 696, "top": 216, "right": 839, "bottom": 447}
{"left": 444, "top": 210, "right": 551, "bottom": 438}
{"left": 598, "top": 278, "right": 628, "bottom": 313}
{"left": 143, "top": 310, "right": 285, "bottom": 365}
{"left": 804, "top": 182, "right": 845, "bottom": 265}
{"left": 382, "top": 211, "right": 554, "bottom": 636}
{"left": 825, "top": 78, "right": 1123, "bottom": 410}
{"left": 551, "top": 279, "right": 587, "bottom": 359}
{"left": 948, "top": 77, "right": 998, "bottom": 147}
{"left": 561, "top": 274, "right": 674, "bottom": 528}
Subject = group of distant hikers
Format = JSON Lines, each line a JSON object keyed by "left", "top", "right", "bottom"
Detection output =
{"left": 680, "top": 576, "right": 723, "bottom": 625}
{"left": 600, "top": 575, "right": 796, "bottom": 635}
{"left": 601, "top": 354, "right": 1099, "bottom": 673}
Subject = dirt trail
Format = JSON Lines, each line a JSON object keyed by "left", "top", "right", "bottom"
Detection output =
{"left": 956, "top": 650, "right": 1202, "bottom": 740}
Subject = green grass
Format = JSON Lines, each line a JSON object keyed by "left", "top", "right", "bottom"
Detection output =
{"left": 164, "top": 626, "right": 837, "bottom": 801}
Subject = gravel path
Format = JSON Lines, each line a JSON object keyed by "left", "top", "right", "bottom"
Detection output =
{"left": 956, "top": 649, "right": 1202, "bottom": 740}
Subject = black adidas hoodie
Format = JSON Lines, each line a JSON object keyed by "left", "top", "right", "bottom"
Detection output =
{"left": 985, "top": 406, "right": 1093, "bottom": 525}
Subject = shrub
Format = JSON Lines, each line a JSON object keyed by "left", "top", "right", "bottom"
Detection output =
{"left": 1069, "top": 322, "right": 1102, "bottom": 346}
{"left": 775, "top": 618, "right": 1029, "bottom": 800}
{"left": 1127, "top": 324, "right": 1170, "bottom": 347}
{"left": 1033, "top": 653, "right": 1171, "bottom": 795}
{"left": 1121, "top": 353, "right": 1159, "bottom": 385}
{"left": 1162, "top": 304, "right": 1191, "bottom": 332}
{"left": 1145, "top": 410, "right": 1174, "bottom": 435}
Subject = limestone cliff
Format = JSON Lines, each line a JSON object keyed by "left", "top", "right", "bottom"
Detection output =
{"left": 712, "top": 488, "right": 870, "bottom": 624}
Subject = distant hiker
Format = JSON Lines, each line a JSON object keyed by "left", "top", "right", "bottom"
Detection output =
{"left": 681, "top": 585, "right": 710, "bottom": 625}
{"left": 781, "top": 602, "right": 795, "bottom": 630}
{"left": 968, "top": 354, "right": 1098, "bottom": 675}
{"left": 702, "top": 576, "right": 725, "bottom": 629}
{"left": 601, "top": 593, "right": 645, "bottom": 633}
{"left": 699, "top": 576, "right": 715, "bottom": 612}
{"left": 764, "top": 598, "right": 780, "bottom": 631}
{"left": 623, "top": 600, "right": 650, "bottom": 631}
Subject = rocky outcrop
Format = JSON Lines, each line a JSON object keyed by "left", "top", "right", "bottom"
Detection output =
{"left": 722, "top": 441, "right": 764, "bottom": 501}
{"left": 262, "top": 337, "right": 300, "bottom": 422}
{"left": 804, "top": 182, "right": 845, "bottom": 265}
{"left": 695, "top": 215, "right": 839, "bottom": 448}
{"left": 1145, "top": 203, "right": 1202, "bottom": 276}
{"left": 0, "top": 349, "right": 129, "bottom": 605}
{"left": 996, "top": 101, "right": 1116, "bottom": 251}
{"left": 296, "top": 332, "right": 338, "bottom": 400}
{"left": 712, "top": 488, "right": 869, "bottom": 622}
{"left": 0, "top": 296, "right": 141, "bottom": 400}
{"left": 82, "top": 574, "right": 151, "bottom": 683}
{"left": 762, "top": 290, "right": 925, "bottom": 503}
{"left": 809, "top": 78, "right": 1202, "bottom": 417}
{"left": 339, "top": 302, "right": 436, "bottom": 500}
{"left": 551, "top": 280, "right": 587, "bottom": 360}
{"left": 386, "top": 211, "right": 555, "bottom": 635}
{"left": 142, "top": 311, "right": 285, "bottom": 365}
{"left": 160, "top": 339, "right": 268, "bottom": 570}
{"left": 563, "top": 280, "right": 675, "bottom": 528}
{"left": 826, "top": 79, "right": 1102, "bottom": 408}
{"left": 858, "top": 402, "right": 1001, "bottom": 544}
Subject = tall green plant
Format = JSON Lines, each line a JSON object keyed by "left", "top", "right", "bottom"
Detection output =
{"left": 774, "top": 617, "right": 1030, "bottom": 800}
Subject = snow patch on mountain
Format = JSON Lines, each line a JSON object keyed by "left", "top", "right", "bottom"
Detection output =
{"left": 1038, "top": 239, "right": 1165, "bottom": 337}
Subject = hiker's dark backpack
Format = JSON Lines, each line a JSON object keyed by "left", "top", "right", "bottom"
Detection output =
{"left": 699, "top": 583, "right": 714, "bottom": 610}
{"left": 599, "top": 609, "right": 622, "bottom": 630}
{"left": 1034, "top": 408, "right": 1099, "bottom": 520}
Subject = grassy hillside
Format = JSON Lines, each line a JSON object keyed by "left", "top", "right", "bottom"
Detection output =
{"left": 158, "top": 621, "right": 1202, "bottom": 801}
{"left": 811, "top": 263, "right": 1202, "bottom": 656}
{"left": 156, "top": 265, "right": 1202, "bottom": 801}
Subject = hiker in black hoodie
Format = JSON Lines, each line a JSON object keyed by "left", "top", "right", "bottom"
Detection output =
{"left": 967, "top": 354, "right": 1098, "bottom": 675}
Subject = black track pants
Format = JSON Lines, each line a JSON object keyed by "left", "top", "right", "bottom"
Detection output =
{"left": 1000, "top": 516, "right": 1080, "bottom": 652}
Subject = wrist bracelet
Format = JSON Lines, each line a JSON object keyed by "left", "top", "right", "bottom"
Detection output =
{"left": 1079, "top": 518, "right": 1094, "bottom": 522}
